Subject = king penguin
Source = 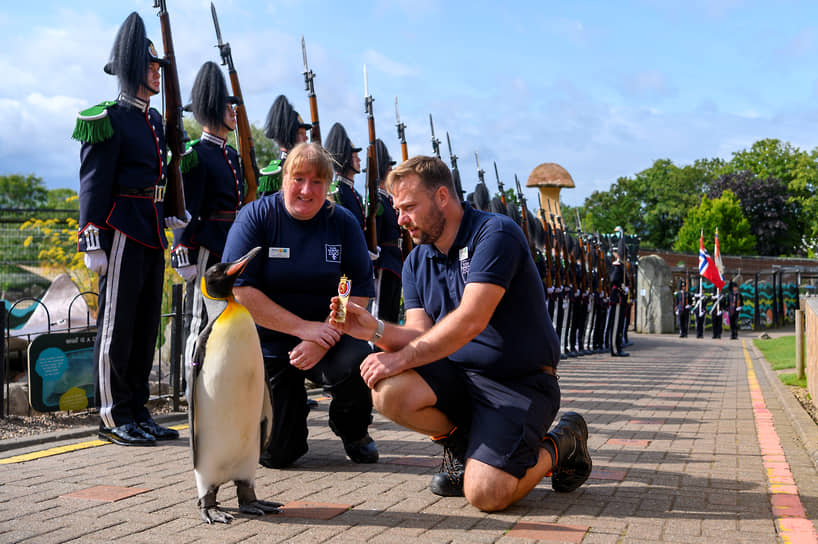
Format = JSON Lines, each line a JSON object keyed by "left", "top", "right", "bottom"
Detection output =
{"left": 188, "top": 246, "right": 281, "bottom": 524}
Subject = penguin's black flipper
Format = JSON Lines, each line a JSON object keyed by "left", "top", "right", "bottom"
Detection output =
{"left": 189, "top": 320, "right": 216, "bottom": 468}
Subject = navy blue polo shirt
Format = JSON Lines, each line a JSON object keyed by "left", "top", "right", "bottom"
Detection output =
{"left": 223, "top": 192, "right": 375, "bottom": 356}
{"left": 402, "top": 204, "right": 559, "bottom": 378}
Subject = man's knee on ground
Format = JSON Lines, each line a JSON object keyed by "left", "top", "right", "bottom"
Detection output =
{"left": 463, "top": 460, "right": 516, "bottom": 512}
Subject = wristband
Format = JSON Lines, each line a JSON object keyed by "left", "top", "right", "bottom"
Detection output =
{"left": 369, "top": 319, "right": 385, "bottom": 343}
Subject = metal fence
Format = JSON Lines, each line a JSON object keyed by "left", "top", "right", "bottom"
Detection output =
{"left": 1, "top": 284, "right": 185, "bottom": 418}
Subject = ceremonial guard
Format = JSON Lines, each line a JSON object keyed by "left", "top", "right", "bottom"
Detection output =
{"left": 607, "top": 248, "right": 629, "bottom": 357}
{"left": 324, "top": 122, "right": 365, "bottom": 230}
{"left": 257, "top": 95, "right": 311, "bottom": 196}
{"left": 373, "top": 139, "right": 403, "bottom": 322}
{"left": 675, "top": 279, "right": 691, "bottom": 337}
{"left": 171, "top": 61, "right": 243, "bottom": 365}
{"left": 692, "top": 280, "right": 709, "bottom": 338}
{"left": 727, "top": 281, "right": 743, "bottom": 340}
{"left": 73, "top": 12, "right": 187, "bottom": 446}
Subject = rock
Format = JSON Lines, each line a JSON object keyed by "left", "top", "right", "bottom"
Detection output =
{"left": 7, "top": 382, "right": 43, "bottom": 417}
{"left": 636, "top": 255, "right": 675, "bottom": 333}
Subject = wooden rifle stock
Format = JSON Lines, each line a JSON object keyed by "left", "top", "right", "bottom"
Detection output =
{"left": 364, "top": 71, "right": 378, "bottom": 254}
{"left": 156, "top": 3, "right": 186, "bottom": 220}
{"left": 302, "top": 37, "right": 321, "bottom": 145}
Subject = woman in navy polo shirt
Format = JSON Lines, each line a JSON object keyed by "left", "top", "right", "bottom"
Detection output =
{"left": 223, "top": 142, "right": 379, "bottom": 468}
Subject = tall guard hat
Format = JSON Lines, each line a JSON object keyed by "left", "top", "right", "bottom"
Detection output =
{"left": 189, "top": 62, "right": 240, "bottom": 129}
{"left": 103, "top": 12, "right": 168, "bottom": 97}
{"left": 374, "top": 139, "right": 395, "bottom": 182}
{"left": 324, "top": 122, "right": 362, "bottom": 173}
{"left": 473, "top": 183, "right": 490, "bottom": 211}
{"left": 264, "top": 95, "right": 311, "bottom": 150}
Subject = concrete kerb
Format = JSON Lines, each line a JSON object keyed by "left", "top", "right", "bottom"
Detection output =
{"left": 749, "top": 336, "right": 818, "bottom": 473}
{"left": 0, "top": 412, "right": 188, "bottom": 453}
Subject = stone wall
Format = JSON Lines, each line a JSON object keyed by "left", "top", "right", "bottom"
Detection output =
{"left": 805, "top": 298, "right": 818, "bottom": 412}
{"left": 636, "top": 255, "right": 674, "bottom": 333}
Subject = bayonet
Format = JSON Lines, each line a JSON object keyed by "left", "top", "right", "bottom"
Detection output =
{"left": 494, "top": 161, "right": 506, "bottom": 206}
{"left": 475, "top": 151, "right": 485, "bottom": 184}
{"left": 429, "top": 114, "right": 441, "bottom": 158}
{"left": 301, "top": 36, "right": 321, "bottom": 144}
{"left": 395, "top": 96, "right": 408, "bottom": 162}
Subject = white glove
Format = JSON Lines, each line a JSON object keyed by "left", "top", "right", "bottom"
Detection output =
{"left": 369, "top": 247, "right": 381, "bottom": 262}
{"left": 164, "top": 210, "right": 192, "bottom": 230}
{"left": 84, "top": 249, "right": 108, "bottom": 276}
{"left": 176, "top": 264, "right": 198, "bottom": 282}
{"left": 546, "top": 287, "right": 554, "bottom": 295}
{"left": 736, "top": 306, "right": 742, "bottom": 311}
{"left": 685, "top": 305, "right": 691, "bottom": 309}
{"left": 624, "top": 286, "right": 630, "bottom": 294}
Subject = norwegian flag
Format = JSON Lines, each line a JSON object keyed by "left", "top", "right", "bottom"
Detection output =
{"left": 699, "top": 231, "right": 725, "bottom": 289}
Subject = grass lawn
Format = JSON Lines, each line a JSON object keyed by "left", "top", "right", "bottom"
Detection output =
{"left": 753, "top": 335, "right": 796, "bottom": 370}
{"left": 778, "top": 373, "right": 808, "bottom": 388}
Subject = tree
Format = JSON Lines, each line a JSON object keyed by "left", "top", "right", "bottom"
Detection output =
{"left": 674, "top": 191, "right": 756, "bottom": 255}
{"left": 0, "top": 174, "right": 48, "bottom": 208}
{"left": 707, "top": 171, "right": 796, "bottom": 256}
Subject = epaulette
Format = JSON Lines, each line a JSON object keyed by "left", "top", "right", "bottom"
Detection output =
{"left": 180, "top": 139, "right": 200, "bottom": 174}
{"left": 258, "top": 159, "right": 283, "bottom": 193}
{"left": 71, "top": 101, "right": 117, "bottom": 144}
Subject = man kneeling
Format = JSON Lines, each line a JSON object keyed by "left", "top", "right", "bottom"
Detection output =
{"left": 330, "top": 156, "right": 591, "bottom": 512}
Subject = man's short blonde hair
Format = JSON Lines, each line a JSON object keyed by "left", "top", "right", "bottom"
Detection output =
{"left": 283, "top": 142, "right": 334, "bottom": 188}
{"left": 385, "top": 155, "right": 454, "bottom": 196}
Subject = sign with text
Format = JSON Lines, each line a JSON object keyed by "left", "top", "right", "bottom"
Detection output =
{"left": 27, "top": 331, "right": 96, "bottom": 412}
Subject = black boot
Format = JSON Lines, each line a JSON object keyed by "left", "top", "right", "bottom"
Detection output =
{"left": 545, "top": 412, "right": 592, "bottom": 493}
{"left": 429, "top": 427, "right": 468, "bottom": 497}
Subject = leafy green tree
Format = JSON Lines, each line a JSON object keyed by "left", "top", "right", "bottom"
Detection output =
{"left": 674, "top": 190, "right": 756, "bottom": 255}
{"left": 707, "top": 171, "right": 796, "bottom": 256}
{"left": 0, "top": 174, "right": 48, "bottom": 208}
{"left": 45, "top": 188, "right": 79, "bottom": 210}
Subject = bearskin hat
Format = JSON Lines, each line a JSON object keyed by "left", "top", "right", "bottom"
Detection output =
{"left": 264, "top": 95, "right": 311, "bottom": 150}
{"left": 324, "top": 122, "right": 362, "bottom": 173}
{"left": 473, "top": 182, "right": 490, "bottom": 211}
{"left": 189, "top": 62, "right": 239, "bottom": 130}
{"left": 489, "top": 196, "right": 506, "bottom": 215}
{"left": 375, "top": 139, "right": 395, "bottom": 182}
{"left": 104, "top": 12, "right": 166, "bottom": 97}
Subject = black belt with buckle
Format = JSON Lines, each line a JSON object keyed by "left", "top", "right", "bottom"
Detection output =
{"left": 117, "top": 185, "right": 165, "bottom": 202}
{"left": 542, "top": 365, "right": 557, "bottom": 376}
{"left": 209, "top": 210, "right": 237, "bottom": 220}
{"left": 380, "top": 239, "right": 401, "bottom": 248}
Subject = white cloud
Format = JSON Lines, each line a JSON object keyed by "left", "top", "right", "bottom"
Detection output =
{"left": 362, "top": 50, "right": 418, "bottom": 78}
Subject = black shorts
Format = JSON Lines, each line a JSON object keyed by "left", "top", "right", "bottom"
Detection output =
{"left": 415, "top": 360, "right": 560, "bottom": 479}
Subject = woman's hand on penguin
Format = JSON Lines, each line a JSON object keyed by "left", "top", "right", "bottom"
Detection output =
{"left": 298, "top": 321, "right": 341, "bottom": 349}
{"left": 289, "top": 340, "right": 328, "bottom": 371}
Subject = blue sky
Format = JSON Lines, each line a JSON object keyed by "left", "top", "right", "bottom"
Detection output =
{"left": 2, "top": 1, "right": 818, "bottom": 207}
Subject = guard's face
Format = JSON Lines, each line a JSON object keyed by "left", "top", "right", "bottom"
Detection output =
{"left": 145, "top": 61, "right": 161, "bottom": 95}
{"left": 223, "top": 105, "right": 237, "bottom": 131}
{"left": 283, "top": 166, "right": 327, "bottom": 220}
{"left": 393, "top": 174, "right": 445, "bottom": 245}
{"left": 351, "top": 151, "right": 361, "bottom": 173}
{"left": 296, "top": 127, "right": 308, "bottom": 144}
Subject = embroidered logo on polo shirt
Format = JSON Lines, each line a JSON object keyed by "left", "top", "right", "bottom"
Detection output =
{"left": 325, "top": 244, "right": 342, "bottom": 263}
{"left": 459, "top": 246, "right": 470, "bottom": 281}
{"left": 269, "top": 247, "right": 290, "bottom": 258}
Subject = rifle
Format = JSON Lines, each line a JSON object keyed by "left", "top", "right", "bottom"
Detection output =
{"left": 547, "top": 201, "right": 563, "bottom": 289}
{"left": 301, "top": 36, "right": 321, "bottom": 145}
{"left": 154, "top": 0, "right": 186, "bottom": 220}
{"left": 446, "top": 132, "right": 465, "bottom": 200}
{"left": 537, "top": 192, "right": 553, "bottom": 289}
{"left": 557, "top": 215, "right": 576, "bottom": 290}
{"left": 514, "top": 174, "right": 535, "bottom": 258}
{"left": 597, "top": 234, "right": 609, "bottom": 298}
{"left": 395, "top": 97, "right": 408, "bottom": 162}
{"left": 363, "top": 65, "right": 378, "bottom": 253}
{"left": 394, "top": 97, "right": 413, "bottom": 257}
{"left": 494, "top": 162, "right": 507, "bottom": 206}
{"left": 429, "top": 114, "right": 441, "bottom": 158}
{"left": 212, "top": 2, "right": 259, "bottom": 205}
{"left": 475, "top": 151, "right": 486, "bottom": 185}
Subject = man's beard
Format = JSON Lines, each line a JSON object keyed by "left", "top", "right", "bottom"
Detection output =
{"left": 415, "top": 206, "right": 445, "bottom": 245}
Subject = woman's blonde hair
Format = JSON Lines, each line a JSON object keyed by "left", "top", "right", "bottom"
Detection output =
{"left": 282, "top": 142, "right": 334, "bottom": 189}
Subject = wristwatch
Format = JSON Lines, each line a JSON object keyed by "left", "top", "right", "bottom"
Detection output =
{"left": 369, "top": 319, "right": 385, "bottom": 343}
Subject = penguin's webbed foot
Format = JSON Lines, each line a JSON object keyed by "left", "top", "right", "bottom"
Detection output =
{"left": 238, "top": 499, "right": 282, "bottom": 516}
{"left": 201, "top": 505, "right": 234, "bottom": 524}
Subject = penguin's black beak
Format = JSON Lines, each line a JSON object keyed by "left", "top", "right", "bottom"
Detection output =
{"left": 226, "top": 246, "right": 261, "bottom": 277}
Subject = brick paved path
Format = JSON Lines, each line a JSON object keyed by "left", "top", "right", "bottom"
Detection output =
{"left": 1, "top": 334, "right": 816, "bottom": 543}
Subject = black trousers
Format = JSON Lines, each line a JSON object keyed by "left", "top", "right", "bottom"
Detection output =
{"left": 729, "top": 310, "right": 740, "bottom": 339}
{"left": 261, "top": 335, "right": 373, "bottom": 468}
{"left": 608, "top": 302, "right": 626, "bottom": 355}
{"left": 712, "top": 312, "right": 723, "bottom": 339}
{"left": 93, "top": 231, "right": 164, "bottom": 427}
{"left": 695, "top": 312, "right": 706, "bottom": 338}
{"left": 678, "top": 310, "right": 690, "bottom": 337}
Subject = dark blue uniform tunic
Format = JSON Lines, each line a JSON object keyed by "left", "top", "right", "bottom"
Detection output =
{"left": 332, "top": 175, "right": 365, "bottom": 231}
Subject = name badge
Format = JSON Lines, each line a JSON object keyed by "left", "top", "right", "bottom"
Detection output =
{"left": 325, "top": 244, "right": 342, "bottom": 263}
{"left": 269, "top": 247, "right": 290, "bottom": 259}
{"left": 459, "top": 247, "right": 469, "bottom": 261}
